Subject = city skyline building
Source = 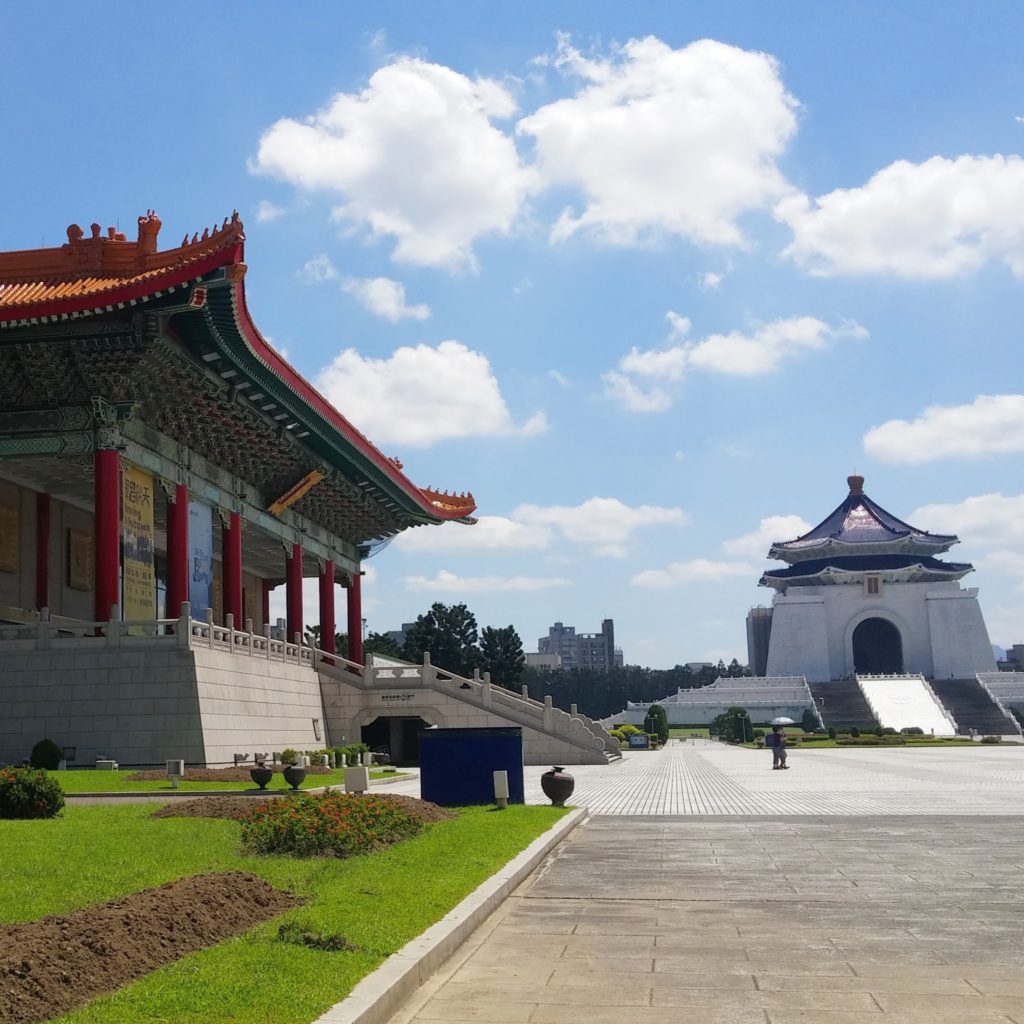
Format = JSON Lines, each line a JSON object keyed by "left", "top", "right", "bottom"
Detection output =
{"left": 537, "top": 618, "right": 622, "bottom": 672}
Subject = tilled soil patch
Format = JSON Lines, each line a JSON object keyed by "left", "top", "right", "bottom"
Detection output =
{"left": 0, "top": 871, "right": 298, "bottom": 1024}
{"left": 152, "top": 793, "right": 456, "bottom": 824}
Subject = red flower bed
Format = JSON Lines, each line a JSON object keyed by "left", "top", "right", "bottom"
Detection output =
{"left": 240, "top": 791, "right": 424, "bottom": 858}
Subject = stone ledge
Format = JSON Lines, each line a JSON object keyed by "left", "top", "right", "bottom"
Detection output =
{"left": 313, "top": 806, "right": 588, "bottom": 1024}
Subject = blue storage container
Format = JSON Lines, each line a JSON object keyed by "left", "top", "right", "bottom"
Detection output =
{"left": 419, "top": 726, "right": 524, "bottom": 806}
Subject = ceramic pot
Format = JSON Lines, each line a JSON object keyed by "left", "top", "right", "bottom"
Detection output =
{"left": 540, "top": 766, "right": 574, "bottom": 807}
{"left": 249, "top": 766, "right": 273, "bottom": 790}
{"left": 282, "top": 765, "right": 307, "bottom": 791}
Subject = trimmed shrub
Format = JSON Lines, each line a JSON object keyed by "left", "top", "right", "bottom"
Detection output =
{"left": 240, "top": 791, "right": 424, "bottom": 858}
{"left": 900, "top": 727, "right": 924, "bottom": 735}
{"left": 827, "top": 727, "right": 836, "bottom": 740}
{"left": 29, "top": 738, "right": 63, "bottom": 770}
{"left": 0, "top": 766, "right": 65, "bottom": 819}
{"left": 850, "top": 727, "right": 860, "bottom": 738}
{"left": 980, "top": 735, "right": 1002, "bottom": 744}
{"left": 279, "top": 748, "right": 299, "bottom": 766}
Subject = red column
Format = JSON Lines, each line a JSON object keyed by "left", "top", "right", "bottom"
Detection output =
{"left": 319, "top": 559, "right": 336, "bottom": 655}
{"left": 94, "top": 449, "right": 121, "bottom": 622}
{"left": 286, "top": 543, "right": 303, "bottom": 642}
{"left": 165, "top": 484, "right": 189, "bottom": 618}
{"left": 347, "top": 570, "right": 363, "bottom": 663}
{"left": 222, "top": 512, "right": 243, "bottom": 625}
{"left": 35, "top": 492, "right": 50, "bottom": 611}
{"left": 261, "top": 578, "right": 272, "bottom": 630}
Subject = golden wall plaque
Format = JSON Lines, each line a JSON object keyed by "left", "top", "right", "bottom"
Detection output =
{"left": 0, "top": 504, "right": 18, "bottom": 574}
{"left": 68, "top": 528, "right": 94, "bottom": 591}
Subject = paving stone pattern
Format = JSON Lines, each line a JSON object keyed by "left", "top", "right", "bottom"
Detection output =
{"left": 385, "top": 742, "right": 1024, "bottom": 1024}
{"left": 390, "top": 816, "right": 1024, "bottom": 1024}
{"left": 387, "top": 738, "right": 1024, "bottom": 816}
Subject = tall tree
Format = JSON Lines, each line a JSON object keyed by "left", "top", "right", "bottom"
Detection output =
{"left": 364, "top": 631, "right": 403, "bottom": 660}
{"left": 480, "top": 625, "right": 526, "bottom": 687}
{"left": 402, "top": 602, "right": 480, "bottom": 678}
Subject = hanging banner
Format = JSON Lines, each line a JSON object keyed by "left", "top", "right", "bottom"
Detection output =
{"left": 0, "top": 503, "right": 19, "bottom": 574}
{"left": 188, "top": 501, "right": 213, "bottom": 620}
{"left": 122, "top": 466, "right": 156, "bottom": 623}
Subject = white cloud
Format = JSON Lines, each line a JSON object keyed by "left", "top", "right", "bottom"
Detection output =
{"left": 342, "top": 276, "right": 430, "bottom": 321}
{"left": 255, "top": 200, "right": 285, "bottom": 223}
{"left": 630, "top": 559, "right": 753, "bottom": 588}
{"left": 601, "top": 371, "right": 674, "bottom": 413}
{"left": 251, "top": 57, "right": 534, "bottom": 270}
{"left": 404, "top": 570, "right": 571, "bottom": 593}
{"left": 777, "top": 155, "right": 1024, "bottom": 279}
{"left": 513, "top": 496, "right": 687, "bottom": 558}
{"left": 393, "top": 516, "right": 550, "bottom": 554}
{"left": 300, "top": 253, "right": 339, "bottom": 283}
{"left": 687, "top": 317, "right": 867, "bottom": 376}
{"left": 315, "top": 340, "right": 546, "bottom": 447}
{"left": 722, "top": 515, "right": 813, "bottom": 559}
{"left": 605, "top": 315, "right": 866, "bottom": 412}
{"left": 864, "top": 395, "right": 1024, "bottom": 464}
{"left": 910, "top": 494, "right": 1024, "bottom": 548}
{"left": 519, "top": 35, "right": 798, "bottom": 247}
{"left": 548, "top": 369, "right": 572, "bottom": 388}
{"left": 698, "top": 271, "right": 724, "bottom": 291}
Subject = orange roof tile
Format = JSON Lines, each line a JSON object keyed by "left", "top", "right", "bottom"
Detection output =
{"left": 0, "top": 211, "right": 244, "bottom": 321}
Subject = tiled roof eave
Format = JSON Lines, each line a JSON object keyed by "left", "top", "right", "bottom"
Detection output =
{"left": 0, "top": 245, "right": 243, "bottom": 327}
{"left": 220, "top": 281, "right": 475, "bottom": 524}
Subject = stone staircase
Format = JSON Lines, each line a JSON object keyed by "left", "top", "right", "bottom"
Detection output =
{"left": 314, "top": 651, "right": 621, "bottom": 764}
{"left": 929, "top": 678, "right": 1020, "bottom": 736}
{"left": 807, "top": 679, "right": 877, "bottom": 730}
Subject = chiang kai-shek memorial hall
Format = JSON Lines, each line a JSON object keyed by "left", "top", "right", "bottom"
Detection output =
{"left": 0, "top": 212, "right": 617, "bottom": 767}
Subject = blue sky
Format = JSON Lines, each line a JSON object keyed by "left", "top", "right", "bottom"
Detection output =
{"left": 5, "top": 2, "right": 1024, "bottom": 666}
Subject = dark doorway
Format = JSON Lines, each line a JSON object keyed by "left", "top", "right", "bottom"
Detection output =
{"left": 360, "top": 716, "right": 431, "bottom": 766}
{"left": 852, "top": 617, "right": 904, "bottom": 674}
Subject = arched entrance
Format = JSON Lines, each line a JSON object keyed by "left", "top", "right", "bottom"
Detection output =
{"left": 852, "top": 617, "right": 904, "bottom": 674}
{"left": 361, "top": 716, "right": 431, "bottom": 766}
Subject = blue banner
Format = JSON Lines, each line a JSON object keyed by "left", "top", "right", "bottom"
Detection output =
{"left": 188, "top": 501, "right": 213, "bottom": 620}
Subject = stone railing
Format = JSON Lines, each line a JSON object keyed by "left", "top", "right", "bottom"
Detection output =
{"left": 0, "top": 602, "right": 618, "bottom": 759}
{"left": 976, "top": 673, "right": 1024, "bottom": 736}
{"left": 316, "top": 651, "right": 618, "bottom": 758}
{"left": 0, "top": 606, "right": 182, "bottom": 649}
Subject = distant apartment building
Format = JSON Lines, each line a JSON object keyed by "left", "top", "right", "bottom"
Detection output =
{"left": 537, "top": 619, "right": 622, "bottom": 672}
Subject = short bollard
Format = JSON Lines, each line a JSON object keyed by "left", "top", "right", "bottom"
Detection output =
{"left": 493, "top": 769, "right": 509, "bottom": 810}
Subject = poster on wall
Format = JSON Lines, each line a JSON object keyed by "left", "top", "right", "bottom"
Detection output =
{"left": 188, "top": 500, "right": 213, "bottom": 620}
{"left": 122, "top": 466, "right": 156, "bottom": 624}
{"left": 0, "top": 504, "right": 19, "bottom": 574}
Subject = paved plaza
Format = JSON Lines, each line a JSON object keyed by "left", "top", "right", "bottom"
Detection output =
{"left": 385, "top": 742, "right": 1024, "bottom": 1024}
{"left": 387, "top": 738, "right": 1024, "bottom": 816}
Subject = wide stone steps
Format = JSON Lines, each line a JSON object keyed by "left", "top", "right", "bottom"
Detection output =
{"left": 807, "top": 679, "right": 878, "bottom": 729}
{"left": 929, "top": 678, "right": 1019, "bottom": 736}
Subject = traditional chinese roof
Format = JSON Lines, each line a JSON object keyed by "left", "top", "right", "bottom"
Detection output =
{"left": 768, "top": 475, "right": 957, "bottom": 564}
{"left": 760, "top": 554, "right": 974, "bottom": 591}
{"left": 0, "top": 212, "right": 476, "bottom": 534}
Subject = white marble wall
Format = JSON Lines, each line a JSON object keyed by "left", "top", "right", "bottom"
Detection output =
{"left": 764, "top": 580, "right": 996, "bottom": 681}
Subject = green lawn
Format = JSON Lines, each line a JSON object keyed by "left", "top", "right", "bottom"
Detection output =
{"left": 52, "top": 767, "right": 402, "bottom": 794}
{"left": 0, "top": 801, "right": 567, "bottom": 1024}
{"left": 740, "top": 737, "right": 984, "bottom": 749}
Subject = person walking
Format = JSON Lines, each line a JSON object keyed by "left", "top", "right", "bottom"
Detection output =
{"left": 768, "top": 725, "right": 789, "bottom": 769}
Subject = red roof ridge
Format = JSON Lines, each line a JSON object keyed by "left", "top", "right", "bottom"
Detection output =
{"left": 0, "top": 210, "right": 244, "bottom": 284}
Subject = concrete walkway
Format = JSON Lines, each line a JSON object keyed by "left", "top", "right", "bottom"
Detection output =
{"left": 385, "top": 742, "right": 1024, "bottom": 1024}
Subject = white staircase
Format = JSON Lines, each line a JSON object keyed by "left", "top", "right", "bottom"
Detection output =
{"left": 856, "top": 674, "right": 957, "bottom": 736}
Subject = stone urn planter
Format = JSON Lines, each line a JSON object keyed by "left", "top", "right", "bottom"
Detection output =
{"left": 249, "top": 766, "right": 274, "bottom": 791}
{"left": 282, "top": 765, "right": 307, "bottom": 791}
{"left": 540, "top": 766, "right": 575, "bottom": 807}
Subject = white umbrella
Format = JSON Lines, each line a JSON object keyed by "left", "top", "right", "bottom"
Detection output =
{"left": 770, "top": 716, "right": 796, "bottom": 725}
